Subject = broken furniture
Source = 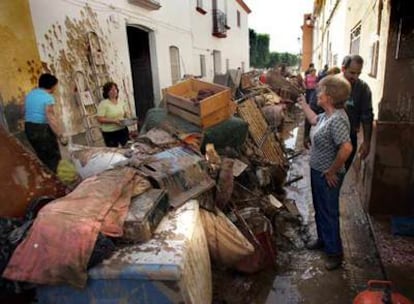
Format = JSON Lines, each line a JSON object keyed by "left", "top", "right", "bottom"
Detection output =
{"left": 138, "top": 146, "right": 215, "bottom": 208}
{"left": 36, "top": 200, "right": 212, "bottom": 304}
{"left": 121, "top": 189, "right": 170, "bottom": 243}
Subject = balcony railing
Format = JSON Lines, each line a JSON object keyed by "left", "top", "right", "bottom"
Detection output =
{"left": 212, "top": 9, "right": 227, "bottom": 38}
{"left": 128, "top": 0, "right": 161, "bottom": 10}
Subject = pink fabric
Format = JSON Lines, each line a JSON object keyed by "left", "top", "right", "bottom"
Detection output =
{"left": 3, "top": 167, "right": 135, "bottom": 288}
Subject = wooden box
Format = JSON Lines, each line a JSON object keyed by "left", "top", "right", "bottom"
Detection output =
{"left": 121, "top": 189, "right": 169, "bottom": 243}
{"left": 165, "top": 78, "right": 232, "bottom": 129}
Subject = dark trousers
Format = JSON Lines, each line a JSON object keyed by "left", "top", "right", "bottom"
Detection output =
{"left": 24, "top": 122, "right": 61, "bottom": 172}
{"left": 102, "top": 127, "right": 129, "bottom": 147}
{"left": 310, "top": 168, "right": 345, "bottom": 256}
{"left": 305, "top": 89, "right": 316, "bottom": 104}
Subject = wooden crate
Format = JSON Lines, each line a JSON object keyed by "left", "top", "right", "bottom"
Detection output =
{"left": 165, "top": 78, "right": 232, "bottom": 129}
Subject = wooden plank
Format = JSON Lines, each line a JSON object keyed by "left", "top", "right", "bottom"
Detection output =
{"left": 165, "top": 79, "right": 191, "bottom": 96}
{"left": 190, "top": 78, "right": 230, "bottom": 91}
{"left": 167, "top": 104, "right": 201, "bottom": 125}
{"left": 166, "top": 94, "right": 200, "bottom": 114}
{"left": 200, "top": 107, "right": 231, "bottom": 129}
{"left": 237, "top": 98, "right": 285, "bottom": 165}
{"left": 199, "top": 90, "right": 231, "bottom": 117}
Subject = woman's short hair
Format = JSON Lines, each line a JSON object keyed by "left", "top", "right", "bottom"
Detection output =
{"left": 102, "top": 82, "right": 119, "bottom": 99}
{"left": 327, "top": 66, "right": 341, "bottom": 75}
{"left": 318, "top": 75, "right": 351, "bottom": 109}
{"left": 38, "top": 73, "right": 58, "bottom": 89}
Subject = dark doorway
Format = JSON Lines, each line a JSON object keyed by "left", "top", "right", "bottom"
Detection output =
{"left": 126, "top": 26, "right": 154, "bottom": 125}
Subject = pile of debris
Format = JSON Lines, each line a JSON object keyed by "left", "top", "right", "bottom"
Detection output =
{"left": 0, "top": 69, "right": 308, "bottom": 302}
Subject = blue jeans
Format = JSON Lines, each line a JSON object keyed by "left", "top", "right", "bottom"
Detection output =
{"left": 310, "top": 168, "right": 345, "bottom": 256}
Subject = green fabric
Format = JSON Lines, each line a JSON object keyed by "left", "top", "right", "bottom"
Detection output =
{"left": 201, "top": 116, "right": 248, "bottom": 152}
{"left": 97, "top": 99, "right": 127, "bottom": 132}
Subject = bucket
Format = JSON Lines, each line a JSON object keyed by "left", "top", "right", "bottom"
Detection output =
{"left": 228, "top": 207, "right": 276, "bottom": 273}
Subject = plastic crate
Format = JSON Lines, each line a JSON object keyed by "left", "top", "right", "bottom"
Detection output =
{"left": 391, "top": 216, "right": 414, "bottom": 236}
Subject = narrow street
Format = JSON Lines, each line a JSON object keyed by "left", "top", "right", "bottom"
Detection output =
{"left": 212, "top": 118, "right": 385, "bottom": 304}
{"left": 1, "top": 1, "right": 413, "bottom": 303}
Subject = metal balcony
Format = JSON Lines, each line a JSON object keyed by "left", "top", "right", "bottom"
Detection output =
{"left": 212, "top": 9, "right": 227, "bottom": 38}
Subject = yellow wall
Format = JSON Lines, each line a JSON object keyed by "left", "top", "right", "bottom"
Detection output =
{"left": 0, "top": 0, "right": 42, "bottom": 133}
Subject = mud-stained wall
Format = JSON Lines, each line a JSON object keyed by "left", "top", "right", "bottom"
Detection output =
{"left": 378, "top": 0, "right": 414, "bottom": 123}
{"left": 368, "top": 0, "right": 414, "bottom": 215}
{"left": 28, "top": 0, "right": 199, "bottom": 136}
{"left": 0, "top": 0, "right": 42, "bottom": 134}
{"left": 29, "top": 1, "right": 134, "bottom": 136}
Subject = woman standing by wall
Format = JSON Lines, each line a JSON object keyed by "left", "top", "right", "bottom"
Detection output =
{"left": 24, "top": 73, "right": 64, "bottom": 172}
{"left": 97, "top": 82, "right": 130, "bottom": 147}
{"left": 298, "top": 75, "right": 353, "bottom": 270}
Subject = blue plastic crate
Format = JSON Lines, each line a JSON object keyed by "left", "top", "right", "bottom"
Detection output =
{"left": 391, "top": 216, "right": 414, "bottom": 236}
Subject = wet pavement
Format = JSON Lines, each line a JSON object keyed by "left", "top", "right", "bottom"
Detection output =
{"left": 212, "top": 118, "right": 385, "bottom": 303}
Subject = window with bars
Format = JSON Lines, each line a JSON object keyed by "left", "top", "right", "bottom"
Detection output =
{"left": 200, "top": 54, "right": 206, "bottom": 77}
{"left": 213, "top": 50, "right": 221, "bottom": 75}
{"left": 169, "top": 46, "right": 181, "bottom": 84}
{"left": 369, "top": 40, "right": 379, "bottom": 77}
{"left": 350, "top": 23, "right": 361, "bottom": 54}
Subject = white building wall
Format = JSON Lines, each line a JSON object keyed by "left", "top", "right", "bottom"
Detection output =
{"left": 313, "top": 0, "right": 347, "bottom": 71}
{"left": 312, "top": 0, "right": 391, "bottom": 119}
{"left": 27, "top": 0, "right": 249, "bottom": 134}
{"left": 190, "top": 0, "right": 250, "bottom": 81}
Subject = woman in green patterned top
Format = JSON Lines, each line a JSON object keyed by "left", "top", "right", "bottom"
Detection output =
{"left": 97, "top": 82, "right": 130, "bottom": 147}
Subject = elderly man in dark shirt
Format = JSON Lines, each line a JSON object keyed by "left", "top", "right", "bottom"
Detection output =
{"left": 341, "top": 55, "right": 374, "bottom": 170}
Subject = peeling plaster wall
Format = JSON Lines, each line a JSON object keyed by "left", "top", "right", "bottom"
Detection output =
{"left": 28, "top": 0, "right": 196, "bottom": 135}
{"left": 0, "top": 0, "right": 42, "bottom": 134}
{"left": 29, "top": 0, "right": 137, "bottom": 135}
{"left": 26, "top": 0, "right": 249, "bottom": 136}
{"left": 368, "top": 0, "right": 414, "bottom": 215}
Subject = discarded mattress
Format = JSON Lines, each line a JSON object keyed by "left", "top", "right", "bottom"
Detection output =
{"left": 36, "top": 200, "right": 212, "bottom": 304}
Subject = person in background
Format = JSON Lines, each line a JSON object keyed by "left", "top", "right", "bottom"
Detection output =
{"left": 303, "top": 67, "right": 341, "bottom": 149}
{"left": 317, "top": 64, "right": 329, "bottom": 82}
{"left": 279, "top": 63, "right": 291, "bottom": 78}
{"left": 341, "top": 55, "right": 374, "bottom": 170}
{"left": 97, "top": 81, "right": 130, "bottom": 147}
{"left": 24, "top": 73, "right": 64, "bottom": 172}
{"left": 327, "top": 66, "right": 341, "bottom": 76}
{"left": 305, "top": 62, "right": 315, "bottom": 76}
{"left": 298, "top": 76, "right": 353, "bottom": 270}
{"left": 259, "top": 71, "right": 267, "bottom": 84}
{"left": 304, "top": 68, "right": 317, "bottom": 104}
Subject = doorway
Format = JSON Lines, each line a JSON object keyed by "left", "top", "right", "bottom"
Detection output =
{"left": 126, "top": 26, "right": 155, "bottom": 124}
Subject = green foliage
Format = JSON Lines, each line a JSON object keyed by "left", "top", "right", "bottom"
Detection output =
{"left": 249, "top": 28, "right": 300, "bottom": 69}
